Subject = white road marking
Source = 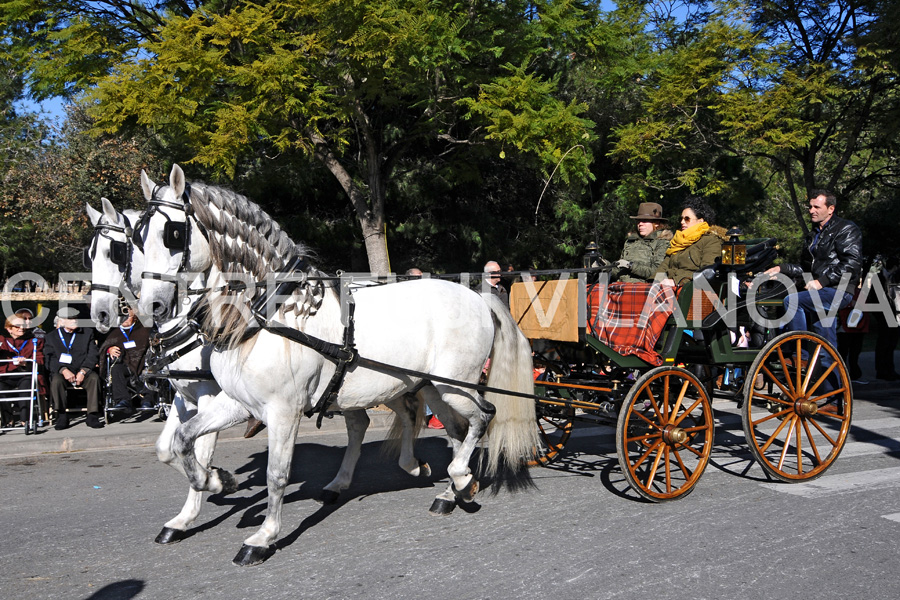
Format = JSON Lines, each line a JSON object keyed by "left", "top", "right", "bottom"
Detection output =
{"left": 881, "top": 513, "right": 900, "bottom": 523}
{"left": 760, "top": 467, "right": 900, "bottom": 498}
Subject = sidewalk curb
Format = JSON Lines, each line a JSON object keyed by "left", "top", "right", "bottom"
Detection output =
{"left": 0, "top": 409, "right": 396, "bottom": 459}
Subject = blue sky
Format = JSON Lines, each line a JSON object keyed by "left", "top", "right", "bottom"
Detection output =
{"left": 17, "top": 96, "right": 68, "bottom": 122}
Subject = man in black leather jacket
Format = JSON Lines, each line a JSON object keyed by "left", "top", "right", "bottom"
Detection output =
{"left": 765, "top": 189, "right": 863, "bottom": 352}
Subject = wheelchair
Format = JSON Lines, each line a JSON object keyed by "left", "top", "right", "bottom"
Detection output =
{"left": 102, "top": 355, "right": 173, "bottom": 424}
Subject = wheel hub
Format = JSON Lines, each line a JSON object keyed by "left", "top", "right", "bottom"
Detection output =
{"left": 662, "top": 425, "right": 687, "bottom": 446}
{"left": 796, "top": 399, "right": 817, "bottom": 417}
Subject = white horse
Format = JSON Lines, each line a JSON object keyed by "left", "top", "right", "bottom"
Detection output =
{"left": 137, "top": 164, "right": 538, "bottom": 566}
{"left": 86, "top": 198, "right": 251, "bottom": 544}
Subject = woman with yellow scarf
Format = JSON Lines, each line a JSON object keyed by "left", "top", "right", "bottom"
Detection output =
{"left": 657, "top": 197, "right": 726, "bottom": 286}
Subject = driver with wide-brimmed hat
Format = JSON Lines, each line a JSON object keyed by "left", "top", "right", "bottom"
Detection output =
{"left": 612, "top": 202, "right": 673, "bottom": 283}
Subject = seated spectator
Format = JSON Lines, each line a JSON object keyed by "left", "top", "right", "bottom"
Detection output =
{"left": 16, "top": 308, "right": 47, "bottom": 340}
{"left": 0, "top": 315, "right": 44, "bottom": 429}
{"left": 657, "top": 197, "right": 726, "bottom": 286}
{"left": 99, "top": 307, "right": 154, "bottom": 412}
{"left": 612, "top": 202, "right": 673, "bottom": 283}
{"left": 44, "top": 307, "right": 102, "bottom": 430}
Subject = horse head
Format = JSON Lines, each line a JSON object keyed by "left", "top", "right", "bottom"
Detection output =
{"left": 86, "top": 197, "right": 143, "bottom": 333}
{"left": 137, "top": 164, "right": 212, "bottom": 324}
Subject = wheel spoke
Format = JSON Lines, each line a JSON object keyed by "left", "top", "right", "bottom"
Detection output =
{"left": 752, "top": 391, "right": 793, "bottom": 406}
{"left": 800, "top": 345, "right": 823, "bottom": 394}
{"left": 760, "top": 364, "right": 794, "bottom": 400}
{"left": 673, "top": 397, "right": 703, "bottom": 426}
{"left": 645, "top": 445, "right": 665, "bottom": 487}
{"left": 664, "top": 446, "right": 672, "bottom": 493}
{"left": 776, "top": 346, "right": 797, "bottom": 396}
{"left": 672, "top": 447, "right": 693, "bottom": 481}
{"left": 632, "top": 408, "right": 663, "bottom": 432}
{"left": 632, "top": 439, "right": 663, "bottom": 471}
{"left": 806, "top": 361, "right": 838, "bottom": 397}
{"left": 807, "top": 416, "right": 838, "bottom": 447}
{"left": 794, "top": 339, "right": 803, "bottom": 392}
{"left": 626, "top": 431, "right": 662, "bottom": 444}
{"left": 801, "top": 417, "right": 823, "bottom": 466}
{"left": 669, "top": 379, "right": 690, "bottom": 424}
{"left": 796, "top": 416, "right": 803, "bottom": 475}
{"left": 643, "top": 385, "right": 662, "bottom": 422}
{"left": 752, "top": 408, "right": 793, "bottom": 427}
{"left": 777, "top": 416, "right": 798, "bottom": 471}
{"left": 759, "top": 412, "right": 794, "bottom": 452}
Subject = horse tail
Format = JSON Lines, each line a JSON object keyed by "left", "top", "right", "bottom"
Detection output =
{"left": 482, "top": 294, "right": 539, "bottom": 476}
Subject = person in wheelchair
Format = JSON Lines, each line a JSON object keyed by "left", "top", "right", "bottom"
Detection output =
{"left": 100, "top": 307, "right": 154, "bottom": 413}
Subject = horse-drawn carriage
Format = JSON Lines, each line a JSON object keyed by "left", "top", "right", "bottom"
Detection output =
{"left": 85, "top": 164, "right": 853, "bottom": 565}
{"left": 512, "top": 237, "right": 853, "bottom": 501}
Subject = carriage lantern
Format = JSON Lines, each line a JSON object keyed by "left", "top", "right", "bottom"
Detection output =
{"left": 583, "top": 242, "right": 601, "bottom": 269}
{"left": 721, "top": 227, "right": 746, "bottom": 266}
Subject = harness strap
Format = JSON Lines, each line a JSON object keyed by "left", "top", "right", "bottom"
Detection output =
{"left": 144, "top": 369, "right": 216, "bottom": 381}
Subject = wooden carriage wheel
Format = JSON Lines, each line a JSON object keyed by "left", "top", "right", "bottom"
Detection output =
{"left": 615, "top": 367, "right": 715, "bottom": 502}
{"left": 742, "top": 331, "right": 852, "bottom": 482}
{"left": 528, "top": 393, "right": 575, "bottom": 467}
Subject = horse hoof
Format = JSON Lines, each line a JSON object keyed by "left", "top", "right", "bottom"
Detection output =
{"left": 452, "top": 477, "right": 479, "bottom": 503}
{"left": 318, "top": 490, "right": 340, "bottom": 505}
{"left": 429, "top": 497, "right": 456, "bottom": 516}
{"left": 214, "top": 467, "right": 239, "bottom": 495}
{"left": 155, "top": 527, "right": 186, "bottom": 545}
{"left": 232, "top": 544, "right": 274, "bottom": 566}
{"left": 418, "top": 461, "right": 432, "bottom": 478}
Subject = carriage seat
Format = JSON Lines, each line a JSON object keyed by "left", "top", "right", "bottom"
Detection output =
{"left": 587, "top": 282, "right": 678, "bottom": 366}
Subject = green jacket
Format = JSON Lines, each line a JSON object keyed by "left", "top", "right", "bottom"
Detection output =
{"left": 614, "top": 229, "right": 673, "bottom": 283}
{"left": 656, "top": 227, "right": 726, "bottom": 285}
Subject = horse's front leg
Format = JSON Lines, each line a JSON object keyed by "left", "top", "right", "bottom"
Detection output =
{"left": 172, "top": 391, "right": 247, "bottom": 495}
{"left": 319, "top": 408, "right": 370, "bottom": 504}
{"left": 156, "top": 388, "right": 233, "bottom": 544}
{"left": 234, "top": 404, "right": 300, "bottom": 566}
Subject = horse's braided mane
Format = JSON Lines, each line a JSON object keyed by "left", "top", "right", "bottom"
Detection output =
{"left": 189, "top": 183, "right": 308, "bottom": 278}
{"left": 184, "top": 182, "right": 327, "bottom": 349}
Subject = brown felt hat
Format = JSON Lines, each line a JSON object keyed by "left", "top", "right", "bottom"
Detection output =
{"left": 629, "top": 202, "right": 666, "bottom": 221}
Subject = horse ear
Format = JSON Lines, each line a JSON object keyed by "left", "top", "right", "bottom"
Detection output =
{"left": 100, "top": 197, "right": 118, "bottom": 224}
{"left": 86, "top": 202, "right": 102, "bottom": 226}
{"left": 169, "top": 164, "right": 186, "bottom": 200}
{"left": 141, "top": 170, "right": 155, "bottom": 201}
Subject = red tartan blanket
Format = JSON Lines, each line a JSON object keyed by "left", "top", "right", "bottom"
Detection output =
{"left": 587, "top": 282, "right": 678, "bottom": 366}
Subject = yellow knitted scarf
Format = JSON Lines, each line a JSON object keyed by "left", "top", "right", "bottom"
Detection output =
{"left": 666, "top": 221, "right": 710, "bottom": 255}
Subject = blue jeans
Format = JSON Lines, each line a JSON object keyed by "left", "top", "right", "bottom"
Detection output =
{"left": 783, "top": 287, "right": 852, "bottom": 351}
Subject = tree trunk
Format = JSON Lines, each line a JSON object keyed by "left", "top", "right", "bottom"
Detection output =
{"left": 309, "top": 129, "right": 391, "bottom": 275}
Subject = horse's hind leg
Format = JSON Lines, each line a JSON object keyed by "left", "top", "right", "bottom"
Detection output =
{"left": 235, "top": 408, "right": 300, "bottom": 566}
{"left": 434, "top": 385, "right": 492, "bottom": 504}
{"left": 383, "top": 393, "right": 431, "bottom": 478}
{"left": 319, "top": 409, "right": 370, "bottom": 504}
{"left": 173, "top": 391, "right": 248, "bottom": 495}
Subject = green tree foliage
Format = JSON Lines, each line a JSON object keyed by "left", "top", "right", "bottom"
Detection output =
{"left": 2, "top": 0, "right": 600, "bottom": 274}
{"left": 609, "top": 0, "right": 899, "bottom": 256}
{"left": 0, "top": 104, "right": 168, "bottom": 280}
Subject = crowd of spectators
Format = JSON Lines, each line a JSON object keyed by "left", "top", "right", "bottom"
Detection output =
{"left": 0, "top": 304, "right": 154, "bottom": 432}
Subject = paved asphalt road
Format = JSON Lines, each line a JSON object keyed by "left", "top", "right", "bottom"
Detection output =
{"left": 1, "top": 355, "right": 900, "bottom": 600}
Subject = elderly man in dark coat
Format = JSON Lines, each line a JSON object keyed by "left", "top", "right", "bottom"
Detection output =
{"left": 44, "top": 306, "right": 102, "bottom": 429}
